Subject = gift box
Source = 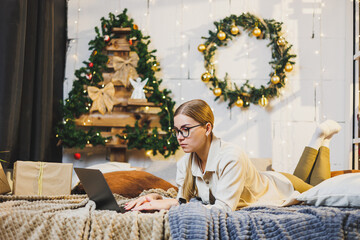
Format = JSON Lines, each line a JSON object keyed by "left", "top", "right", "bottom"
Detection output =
{"left": 13, "top": 161, "right": 73, "bottom": 196}
{"left": 0, "top": 164, "right": 11, "bottom": 194}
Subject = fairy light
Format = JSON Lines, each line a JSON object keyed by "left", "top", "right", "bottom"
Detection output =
{"left": 209, "top": 0, "right": 213, "bottom": 19}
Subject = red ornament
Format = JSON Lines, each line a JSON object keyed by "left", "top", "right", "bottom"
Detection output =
{"left": 163, "top": 146, "right": 167, "bottom": 150}
{"left": 88, "top": 62, "right": 94, "bottom": 68}
{"left": 129, "top": 39, "right": 133, "bottom": 45}
{"left": 74, "top": 153, "right": 81, "bottom": 160}
{"left": 104, "top": 35, "right": 110, "bottom": 42}
{"left": 86, "top": 73, "right": 93, "bottom": 80}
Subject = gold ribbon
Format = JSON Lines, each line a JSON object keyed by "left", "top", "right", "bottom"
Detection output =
{"left": 112, "top": 51, "right": 139, "bottom": 87}
{"left": 38, "top": 162, "right": 44, "bottom": 196}
{"left": 87, "top": 82, "right": 115, "bottom": 115}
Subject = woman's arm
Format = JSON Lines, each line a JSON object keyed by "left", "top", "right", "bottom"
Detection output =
{"left": 124, "top": 193, "right": 163, "bottom": 210}
{"left": 211, "top": 149, "right": 249, "bottom": 211}
{"left": 131, "top": 197, "right": 179, "bottom": 211}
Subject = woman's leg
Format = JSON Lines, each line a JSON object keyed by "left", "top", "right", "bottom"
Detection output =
{"left": 280, "top": 172, "right": 313, "bottom": 193}
{"left": 309, "top": 146, "right": 330, "bottom": 185}
{"left": 292, "top": 120, "right": 341, "bottom": 184}
{"left": 293, "top": 147, "right": 319, "bottom": 183}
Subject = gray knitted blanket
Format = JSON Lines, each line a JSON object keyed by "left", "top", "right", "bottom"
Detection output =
{"left": 169, "top": 202, "right": 360, "bottom": 240}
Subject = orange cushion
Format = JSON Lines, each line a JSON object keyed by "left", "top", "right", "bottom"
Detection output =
{"left": 73, "top": 170, "right": 178, "bottom": 198}
{"left": 330, "top": 170, "right": 360, "bottom": 178}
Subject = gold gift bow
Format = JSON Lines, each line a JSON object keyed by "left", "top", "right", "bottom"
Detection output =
{"left": 87, "top": 82, "right": 115, "bottom": 115}
{"left": 38, "top": 162, "right": 44, "bottom": 196}
{"left": 112, "top": 52, "right": 139, "bottom": 87}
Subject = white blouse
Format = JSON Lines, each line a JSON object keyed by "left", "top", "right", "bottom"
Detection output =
{"left": 176, "top": 135, "right": 299, "bottom": 211}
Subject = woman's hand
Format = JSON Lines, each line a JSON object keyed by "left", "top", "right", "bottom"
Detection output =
{"left": 132, "top": 198, "right": 179, "bottom": 211}
{"left": 124, "top": 193, "right": 163, "bottom": 210}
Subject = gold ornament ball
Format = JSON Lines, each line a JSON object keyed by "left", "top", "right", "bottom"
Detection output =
{"left": 151, "top": 62, "right": 159, "bottom": 71}
{"left": 271, "top": 74, "right": 280, "bottom": 84}
{"left": 277, "top": 37, "right": 286, "bottom": 46}
{"left": 235, "top": 98, "right": 244, "bottom": 107}
{"left": 201, "top": 72, "right": 212, "bottom": 82}
{"left": 285, "top": 62, "right": 293, "bottom": 72}
{"left": 198, "top": 44, "right": 206, "bottom": 52}
{"left": 258, "top": 95, "right": 268, "bottom": 107}
{"left": 217, "top": 30, "right": 226, "bottom": 41}
{"left": 213, "top": 87, "right": 222, "bottom": 96}
{"left": 230, "top": 25, "right": 239, "bottom": 35}
{"left": 133, "top": 24, "right": 139, "bottom": 30}
{"left": 252, "top": 27, "right": 261, "bottom": 37}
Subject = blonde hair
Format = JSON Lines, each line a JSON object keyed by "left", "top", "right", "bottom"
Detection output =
{"left": 174, "top": 99, "right": 214, "bottom": 201}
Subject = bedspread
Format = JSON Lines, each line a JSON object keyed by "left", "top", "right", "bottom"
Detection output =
{"left": 169, "top": 202, "right": 360, "bottom": 240}
{"left": 0, "top": 188, "right": 177, "bottom": 240}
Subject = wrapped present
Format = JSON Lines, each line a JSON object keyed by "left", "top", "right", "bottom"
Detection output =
{"left": 13, "top": 161, "right": 73, "bottom": 196}
{"left": 0, "top": 164, "right": 11, "bottom": 194}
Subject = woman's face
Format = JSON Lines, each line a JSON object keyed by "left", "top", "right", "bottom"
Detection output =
{"left": 174, "top": 114, "right": 207, "bottom": 153}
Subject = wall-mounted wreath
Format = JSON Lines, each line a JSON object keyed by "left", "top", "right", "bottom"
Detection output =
{"left": 198, "top": 13, "right": 296, "bottom": 108}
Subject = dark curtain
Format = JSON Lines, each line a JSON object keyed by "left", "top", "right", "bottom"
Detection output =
{"left": 0, "top": 0, "right": 66, "bottom": 169}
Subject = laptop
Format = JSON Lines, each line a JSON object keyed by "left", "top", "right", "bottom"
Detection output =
{"left": 74, "top": 168, "right": 127, "bottom": 213}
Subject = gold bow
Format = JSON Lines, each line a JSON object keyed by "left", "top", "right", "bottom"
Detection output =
{"left": 112, "top": 52, "right": 139, "bottom": 87}
{"left": 87, "top": 83, "right": 115, "bottom": 115}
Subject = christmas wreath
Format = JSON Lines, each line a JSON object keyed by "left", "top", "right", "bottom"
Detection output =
{"left": 56, "top": 9, "right": 178, "bottom": 157}
{"left": 198, "top": 13, "right": 296, "bottom": 108}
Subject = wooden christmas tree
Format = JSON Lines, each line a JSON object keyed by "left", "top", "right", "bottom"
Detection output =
{"left": 57, "top": 10, "right": 178, "bottom": 161}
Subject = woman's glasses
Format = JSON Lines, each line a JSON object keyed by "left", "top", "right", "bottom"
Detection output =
{"left": 172, "top": 124, "right": 203, "bottom": 138}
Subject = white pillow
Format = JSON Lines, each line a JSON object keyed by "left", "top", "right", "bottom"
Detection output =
{"left": 296, "top": 173, "right": 360, "bottom": 207}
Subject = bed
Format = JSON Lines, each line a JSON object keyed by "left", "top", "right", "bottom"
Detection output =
{"left": 1, "top": 164, "right": 360, "bottom": 239}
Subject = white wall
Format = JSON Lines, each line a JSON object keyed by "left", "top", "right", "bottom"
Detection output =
{"left": 64, "top": 0, "right": 353, "bottom": 173}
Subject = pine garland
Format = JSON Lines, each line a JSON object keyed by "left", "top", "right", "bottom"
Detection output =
{"left": 198, "top": 13, "right": 296, "bottom": 108}
{"left": 56, "top": 9, "right": 178, "bottom": 157}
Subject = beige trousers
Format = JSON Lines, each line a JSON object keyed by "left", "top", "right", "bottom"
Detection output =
{"left": 280, "top": 146, "right": 331, "bottom": 193}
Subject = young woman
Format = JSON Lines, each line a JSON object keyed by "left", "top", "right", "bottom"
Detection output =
{"left": 125, "top": 99, "right": 341, "bottom": 212}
